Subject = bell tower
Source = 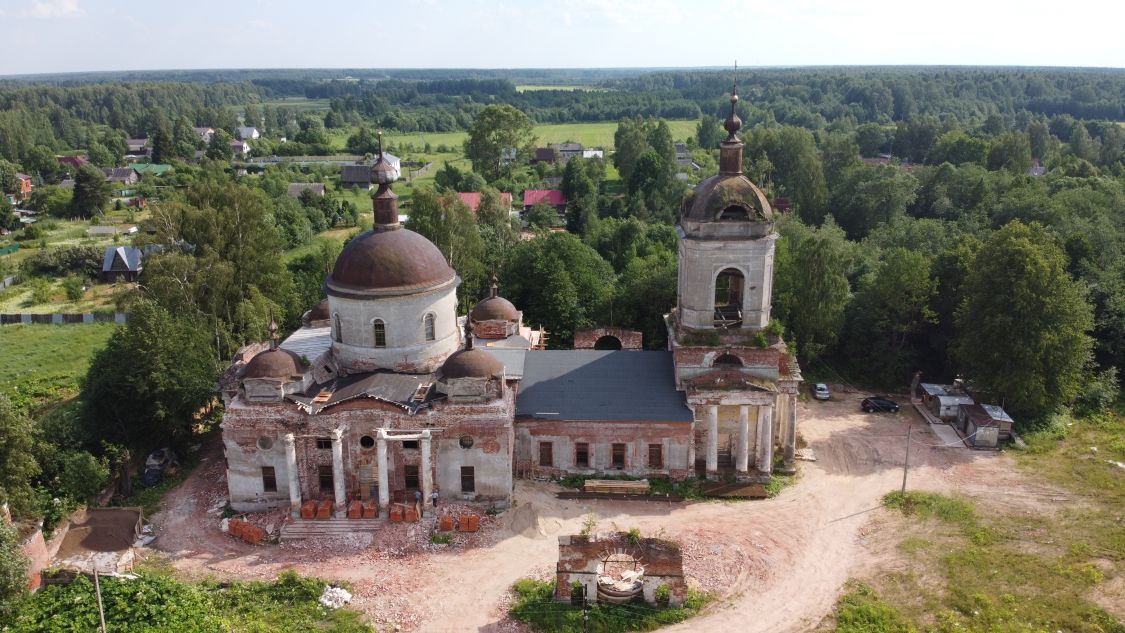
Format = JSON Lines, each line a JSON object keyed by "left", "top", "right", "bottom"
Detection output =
{"left": 666, "top": 82, "right": 801, "bottom": 483}
{"left": 674, "top": 83, "right": 777, "bottom": 333}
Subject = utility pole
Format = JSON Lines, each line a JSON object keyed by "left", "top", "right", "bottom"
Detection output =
{"left": 901, "top": 422, "right": 913, "bottom": 495}
{"left": 94, "top": 569, "right": 108, "bottom": 633}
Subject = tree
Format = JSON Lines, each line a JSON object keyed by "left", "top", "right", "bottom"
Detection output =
{"left": 0, "top": 395, "right": 39, "bottom": 518}
{"left": 955, "top": 221, "right": 1094, "bottom": 421}
{"left": 345, "top": 126, "right": 380, "bottom": 155}
{"left": 562, "top": 159, "right": 598, "bottom": 237}
{"left": 464, "top": 104, "right": 535, "bottom": 182}
{"left": 150, "top": 118, "right": 174, "bottom": 164}
{"left": 987, "top": 132, "right": 1033, "bottom": 173}
{"left": 205, "top": 128, "right": 234, "bottom": 161}
{"left": 774, "top": 218, "right": 853, "bottom": 359}
{"left": 82, "top": 301, "right": 217, "bottom": 451}
{"left": 820, "top": 132, "right": 860, "bottom": 186}
{"left": 526, "top": 203, "right": 558, "bottom": 230}
{"left": 433, "top": 161, "right": 464, "bottom": 191}
{"left": 1067, "top": 122, "right": 1098, "bottom": 162}
{"left": 406, "top": 188, "right": 486, "bottom": 306}
{"left": 70, "top": 164, "right": 110, "bottom": 218}
{"left": 845, "top": 248, "right": 937, "bottom": 384}
{"left": 612, "top": 117, "right": 653, "bottom": 184}
{"left": 501, "top": 232, "right": 615, "bottom": 348}
{"left": 23, "top": 145, "right": 61, "bottom": 182}
{"left": 928, "top": 131, "right": 988, "bottom": 166}
{"left": 830, "top": 164, "right": 919, "bottom": 239}
{"left": 0, "top": 517, "right": 29, "bottom": 621}
{"left": 696, "top": 115, "right": 724, "bottom": 150}
{"left": 615, "top": 251, "right": 677, "bottom": 349}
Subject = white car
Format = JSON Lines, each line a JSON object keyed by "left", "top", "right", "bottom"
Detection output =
{"left": 813, "top": 383, "right": 830, "bottom": 400}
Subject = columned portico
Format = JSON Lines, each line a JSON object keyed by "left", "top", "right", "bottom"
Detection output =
{"left": 377, "top": 432, "right": 390, "bottom": 519}
{"left": 705, "top": 405, "right": 718, "bottom": 477}
{"left": 756, "top": 404, "right": 774, "bottom": 475}
{"left": 781, "top": 393, "right": 798, "bottom": 473}
{"left": 420, "top": 430, "right": 433, "bottom": 514}
{"left": 736, "top": 405, "right": 750, "bottom": 474}
{"left": 331, "top": 428, "right": 346, "bottom": 517}
{"left": 284, "top": 433, "right": 300, "bottom": 516}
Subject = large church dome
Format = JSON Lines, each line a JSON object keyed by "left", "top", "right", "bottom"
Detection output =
{"left": 326, "top": 228, "right": 455, "bottom": 295}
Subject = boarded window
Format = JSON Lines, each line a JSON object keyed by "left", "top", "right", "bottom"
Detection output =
{"left": 461, "top": 466, "right": 475, "bottom": 493}
{"left": 318, "top": 465, "right": 333, "bottom": 493}
{"left": 648, "top": 444, "right": 663, "bottom": 469}
{"left": 261, "top": 466, "right": 277, "bottom": 492}
{"left": 539, "top": 441, "right": 554, "bottom": 467}
{"left": 333, "top": 314, "right": 342, "bottom": 343}
{"left": 404, "top": 465, "right": 419, "bottom": 489}
{"left": 424, "top": 313, "right": 435, "bottom": 341}
{"left": 575, "top": 442, "right": 589, "bottom": 468}
{"left": 315, "top": 437, "right": 332, "bottom": 450}
{"left": 612, "top": 443, "right": 626, "bottom": 468}
{"left": 372, "top": 319, "right": 386, "bottom": 348}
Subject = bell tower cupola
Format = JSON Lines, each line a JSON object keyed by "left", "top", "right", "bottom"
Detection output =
{"left": 674, "top": 81, "right": 780, "bottom": 332}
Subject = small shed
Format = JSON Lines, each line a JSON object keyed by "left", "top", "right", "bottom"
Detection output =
{"left": 918, "top": 383, "right": 974, "bottom": 419}
{"left": 102, "top": 246, "right": 143, "bottom": 282}
{"left": 956, "top": 404, "right": 1000, "bottom": 449}
{"left": 980, "top": 404, "right": 1015, "bottom": 440}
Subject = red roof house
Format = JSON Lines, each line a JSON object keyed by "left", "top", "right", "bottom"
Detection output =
{"left": 56, "top": 155, "right": 89, "bottom": 171}
{"left": 14, "top": 173, "right": 32, "bottom": 201}
{"left": 522, "top": 189, "right": 567, "bottom": 213}
{"left": 457, "top": 192, "right": 513, "bottom": 213}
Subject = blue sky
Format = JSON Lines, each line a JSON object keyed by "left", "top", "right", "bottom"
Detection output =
{"left": 1, "top": 0, "right": 1123, "bottom": 76}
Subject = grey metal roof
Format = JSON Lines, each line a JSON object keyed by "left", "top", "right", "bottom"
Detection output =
{"left": 980, "top": 404, "right": 1014, "bottom": 423}
{"left": 102, "top": 246, "right": 142, "bottom": 272}
{"left": 480, "top": 348, "right": 526, "bottom": 379}
{"left": 280, "top": 326, "right": 332, "bottom": 360}
{"left": 289, "top": 371, "right": 438, "bottom": 415}
{"left": 516, "top": 351, "right": 692, "bottom": 422}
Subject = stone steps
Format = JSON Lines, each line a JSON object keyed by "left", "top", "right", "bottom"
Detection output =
{"left": 279, "top": 516, "right": 435, "bottom": 541}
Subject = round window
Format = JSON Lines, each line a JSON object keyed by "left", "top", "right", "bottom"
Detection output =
{"left": 360, "top": 435, "right": 376, "bottom": 449}
{"left": 256, "top": 436, "right": 273, "bottom": 450}
{"left": 459, "top": 435, "right": 474, "bottom": 449}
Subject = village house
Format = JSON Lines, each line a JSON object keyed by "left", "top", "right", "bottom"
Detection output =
{"left": 56, "top": 155, "right": 89, "bottom": 172}
{"left": 287, "top": 183, "right": 326, "bottom": 198}
{"left": 125, "top": 139, "right": 149, "bottom": 156}
{"left": 101, "top": 245, "right": 143, "bottom": 282}
{"left": 194, "top": 127, "right": 215, "bottom": 143}
{"left": 455, "top": 191, "right": 513, "bottom": 215}
{"left": 550, "top": 142, "right": 583, "bottom": 163}
{"left": 103, "top": 167, "right": 139, "bottom": 186}
{"left": 531, "top": 147, "right": 557, "bottom": 165}
{"left": 230, "top": 140, "right": 251, "bottom": 158}
{"left": 238, "top": 126, "right": 260, "bottom": 140}
{"left": 218, "top": 86, "right": 800, "bottom": 528}
{"left": 582, "top": 149, "right": 604, "bottom": 159}
{"left": 13, "top": 173, "right": 33, "bottom": 201}
{"left": 522, "top": 189, "right": 567, "bottom": 216}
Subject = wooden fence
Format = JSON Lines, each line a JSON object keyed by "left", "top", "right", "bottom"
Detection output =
{"left": 0, "top": 312, "right": 127, "bottom": 325}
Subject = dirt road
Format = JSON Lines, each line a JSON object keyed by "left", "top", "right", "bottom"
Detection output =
{"left": 152, "top": 392, "right": 1000, "bottom": 632}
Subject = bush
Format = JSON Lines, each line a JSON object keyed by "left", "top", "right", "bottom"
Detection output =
{"left": 509, "top": 578, "right": 711, "bottom": 633}
{"left": 0, "top": 519, "right": 29, "bottom": 621}
{"left": 62, "top": 275, "right": 85, "bottom": 301}
{"left": 1073, "top": 367, "right": 1119, "bottom": 416}
{"left": 57, "top": 451, "right": 110, "bottom": 502}
{"left": 26, "top": 278, "right": 53, "bottom": 304}
{"left": 832, "top": 581, "right": 914, "bottom": 633}
{"left": 429, "top": 532, "right": 453, "bottom": 545}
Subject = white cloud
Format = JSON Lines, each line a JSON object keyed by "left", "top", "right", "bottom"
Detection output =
{"left": 249, "top": 18, "right": 273, "bottom": 29}
{"left": 25, "top": 0, "right": 85, "bottom": 19}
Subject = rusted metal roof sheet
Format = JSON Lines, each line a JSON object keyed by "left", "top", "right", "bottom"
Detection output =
{"left": 289, "top": 371, "right": 439, "bottom": 415}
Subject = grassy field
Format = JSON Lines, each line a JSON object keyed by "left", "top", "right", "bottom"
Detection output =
{"left": 329, "top": 120, "right": 699, "bottom": 153}
{"left": 821, "top": 414, "right": 1125, "bottom": 632}
{"left": 0, "top": 322, "right": 115, "bottom": 412}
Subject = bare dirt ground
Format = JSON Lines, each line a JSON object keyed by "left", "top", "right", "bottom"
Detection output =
{"left": 149, "top": 390, "right": 1035, "bottom": 632}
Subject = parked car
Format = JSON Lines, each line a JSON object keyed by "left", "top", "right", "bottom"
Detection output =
{"left": 141, "top": 448, "right": 178, "bottom": 487}
{"left": 813, "top": 383, "right": 830, "bottom": 400}
{"left": 861, "top": 396, "right": 900, "bottom": 413}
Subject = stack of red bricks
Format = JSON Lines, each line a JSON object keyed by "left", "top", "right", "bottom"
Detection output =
{"left": 228, "top": 519, "right": 267, "bottom": 545}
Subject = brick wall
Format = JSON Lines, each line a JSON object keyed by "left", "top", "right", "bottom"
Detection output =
{"left": 573, "top": 327, "right": 643, "bottom": 350}
{"left": 554, "top": 533, "right": 687, "bottom": 606}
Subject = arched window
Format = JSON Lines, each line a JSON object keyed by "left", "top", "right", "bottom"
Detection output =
{"left": 719, "top": 204, "right": 750, "bottom": 221}
{"left": 714, "top": 268, "right": 745, "bottom": 328}
{"left": 713, "top": 353, "right": 743, "bottom": 367}
{"left": 594, "top": 335, "right": 623, "bottom": 350}
{"left": 333, "top": 314, "right": 342, "bottom": 343}
{"left": 424, "top": 313, "right": 435, "bottom": 342}
{"left": 372, "top": 319, "right": 386, "bottom": 348}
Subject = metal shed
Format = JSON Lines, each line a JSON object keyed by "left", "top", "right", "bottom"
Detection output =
{"left": 957, "top": 404, "right": 1000, "bottom": 449}
{"left": 931, "top": 394, "right": 975, "bottom": 419}
{"left": 980, "top": 404, "right": 1015, "bottom": 440}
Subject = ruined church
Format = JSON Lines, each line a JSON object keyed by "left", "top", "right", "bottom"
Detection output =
{"left": 219, "top": 88, "right": 802, "bottom": 518}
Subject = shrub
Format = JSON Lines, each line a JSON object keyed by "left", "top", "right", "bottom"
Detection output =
{"left": 62, "top": 275, "right": 85, "bottom": 301}
{"left": 0, "top": 519, "right": 29, "bottom": 621}
{"left": 832, "top": 581, "right": 914, "bottom": 633}
{"left": 1073, "top": 367, "right": 1119, "bottom": 416}
{"left": 429, "top": 532, "right": 453, "bottom": 545}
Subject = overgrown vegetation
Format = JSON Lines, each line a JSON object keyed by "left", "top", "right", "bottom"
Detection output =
{"left": 556, "top": 474, "right": 710, "bottom": 501}
{"left": 508, "top": 578, "right": 711, "bottom": 633}
{"left": 0, "top": 323, "right": 115, "bottom": 412}
{"left": 7, "top": 570, "right": 372, "bottom": 632}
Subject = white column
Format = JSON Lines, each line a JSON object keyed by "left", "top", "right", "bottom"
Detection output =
{"left": 377, "top": 431, "right": 390, "bottom": 519}
{"left": 706, "top": 405, "right": 718, "bottom": 477}
{"left": 283, "top": 433, "right": 300, "bottom": 517}
{"left": 757, "top": 404, "right": 774, "bottom": 475}
{"left": 420, "top": 430, "right": 433, "bottom": 517}
{"left": 782, "top": 394, "right": 798, "bottom": 473}
{"left": 331, "top": 428, "right": 346, "bottom": 517}
{"left": 736, "top": 405, "right": 750, "bottom": 474}
{"left": 687, "top": 417, "right": 696, "bottom": 473}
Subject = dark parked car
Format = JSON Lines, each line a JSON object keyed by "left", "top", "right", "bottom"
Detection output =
{"left": 141, "top": 448, "right": 178, "bottom": 487}
{"left": 861, "top": 396, "right": 900, "bottom": 413}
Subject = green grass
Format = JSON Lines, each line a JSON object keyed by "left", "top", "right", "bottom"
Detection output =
{"left": 826, "top": 481, "right": 1125, "bottom": 632}
{"left": 555, "top": 474, "right": 710, "bottom": 501}
{"left": 508, "top": 578, "right": 711, "bottom": 633}
{"left": 11, "top": 569, "right": 371, "bottom": 632}
{"left": 0, "top": 323, "right": 115, "bottom": 412}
